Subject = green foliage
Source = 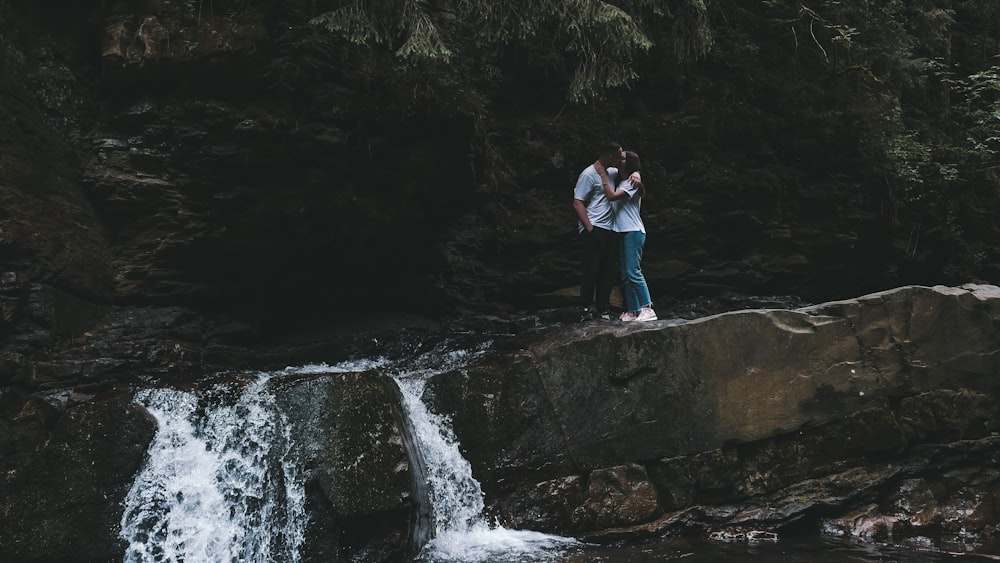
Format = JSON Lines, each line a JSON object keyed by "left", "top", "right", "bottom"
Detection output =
{"left": 311, "top": 0, "right": 453, "bottom": 61}
{"left": 290, "top": 0, "right": 1000, "bottom": 279}
{"left": 306, "top": 0, "right": 704, "bottom": 102}
{"left": 693, "top": 0, "right": 1000, "bottom": 278}
{"left": 952, "top": 66, "right": 1000, "bottom": 162}
{"left": 310, "top": 3, "right": 383, "bottom": 46}
{"left": 394, "top": 8, "right": 452, "bottom": 61}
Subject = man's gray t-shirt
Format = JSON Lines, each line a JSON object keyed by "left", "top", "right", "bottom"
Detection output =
{"left": 574, "top": 165, "right": 618, "bottom": 233}
{"left": 614, "top": 180, "right": 644, "bottom": 233}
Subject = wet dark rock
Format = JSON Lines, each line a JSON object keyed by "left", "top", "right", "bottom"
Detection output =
{"left": 275, "top": 371, "right": 417, "bottom": 563}
{"left": 425, "top": 285, "right": 1000, "bottom": 551}
{"left": 2, "top": 285, "right": 1000, "bottom": 561}
{"left": 0, "top": 390, "right": 155, "bottom": 562}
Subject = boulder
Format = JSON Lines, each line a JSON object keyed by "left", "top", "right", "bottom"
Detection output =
{"left": 0, "top": 390, "right": 155, "bottom": 561}
{"left": 274, "top": 370, "right": 422, "bottom": 562}
{"left": 426, "top": 285, "right": 1000, "bottom": 544}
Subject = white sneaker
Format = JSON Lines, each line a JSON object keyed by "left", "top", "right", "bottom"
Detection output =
{"left": 636, "top": 307, "right": 657, "bottom": 322}
{"left": 620, "top": 311, "right": 637, "bottom": 322}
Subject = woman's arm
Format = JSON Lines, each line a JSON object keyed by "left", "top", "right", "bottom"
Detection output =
{"left": 595, "top": 161, "right": 629, "bottom": 201}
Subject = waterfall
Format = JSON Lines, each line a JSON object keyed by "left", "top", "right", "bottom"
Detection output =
{"left": 396, "top": 375, "right": 487, "bottom": 534}
{"left": 119, "top": 375, "right": 306, "bottom": 563}
{"left": 119, "top": 342, "right": 575, "bottom": 563}
{"left": 390, "top": 344, "right": 578, "bottom": 563}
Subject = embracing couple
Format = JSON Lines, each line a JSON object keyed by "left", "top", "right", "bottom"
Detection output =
{"left": 573, "top": 141, "right": 657, "bottom": 323}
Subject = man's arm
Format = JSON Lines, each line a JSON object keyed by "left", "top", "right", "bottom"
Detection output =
{"left": 572, "top": 198, "right": 592, "bottom": 232}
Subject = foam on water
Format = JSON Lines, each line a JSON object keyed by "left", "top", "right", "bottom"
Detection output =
{"left": 396, "top": 375, "right": 486, "bottom": 533}
{"left": 120, "top": 340, "right": 574, "bottom": 562}
{"left": 417, "top": 527, "right": 580, "bottom": 563}
{"left": 279, "top": 357, "right": 390, "bottom": 375}
{"left": 394, "top": 350, "right": 578, "bottom": 563}
{"left": 120, "top": 375, "right": 306, "bottom": 563}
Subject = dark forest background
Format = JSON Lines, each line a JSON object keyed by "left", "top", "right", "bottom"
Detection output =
{"left": 3, "top": 0, "right": 1000, "bottom": 336}
{"left": 276, "top": 0, "right": 1000, "bottom": 316}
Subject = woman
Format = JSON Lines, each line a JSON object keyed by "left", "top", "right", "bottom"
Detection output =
{"left": 596, "top": 151, "right": 657, "bottom": 322}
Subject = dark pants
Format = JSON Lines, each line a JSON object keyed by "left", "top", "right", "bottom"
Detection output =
{"left": 580, "top": 226, "right": 618, "bottom": 312}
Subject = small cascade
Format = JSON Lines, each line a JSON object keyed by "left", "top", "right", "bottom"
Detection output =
{"left": 120, "top": 375, "right": 306, "bottom": 563}
{"left": 119, "top": 340, "right": 575, "bottom": 563}
{"left": 396, "top": 375, "right": 487, "bottom": 533}
{"left": 389, "top": 343, "right": 578, "bottom": 562}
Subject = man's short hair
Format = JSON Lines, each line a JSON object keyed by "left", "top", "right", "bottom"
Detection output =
{"left": 601, "top": 140, "right": 622, "bottom": 155}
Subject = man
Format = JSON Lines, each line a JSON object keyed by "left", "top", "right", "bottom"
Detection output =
{"left": 573, "top": 141, "right": 625, "bottom": 321}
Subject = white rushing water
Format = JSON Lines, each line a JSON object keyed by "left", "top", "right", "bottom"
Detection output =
{"left": 119, "top": 345, "right": 575, "bottom": 563}
{"left": 390, "top": 345, "right": 578, "bottom": 563}
{"left": 120, "top": 375, "right": 306, "bottom": 563}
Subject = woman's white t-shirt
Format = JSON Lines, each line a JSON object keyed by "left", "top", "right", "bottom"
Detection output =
{"left": 614, "top": 180, "right": 644, "bottom": 233}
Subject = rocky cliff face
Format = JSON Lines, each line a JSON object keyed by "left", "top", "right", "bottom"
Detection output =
{"left": 2, "top": 0, "right": 992, "bottom": 388}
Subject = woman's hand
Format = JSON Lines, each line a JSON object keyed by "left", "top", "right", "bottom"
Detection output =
{"left": 629, "top": 171, "right": 641, "bottom": 183}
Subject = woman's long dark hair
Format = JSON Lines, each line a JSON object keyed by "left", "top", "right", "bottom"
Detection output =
{"left": 618, "top": 150, "right": 645, "bottom": 197}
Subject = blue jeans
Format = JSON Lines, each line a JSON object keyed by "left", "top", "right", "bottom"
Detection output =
{"left": 620, "top": 231, "right": 652, "bottom": 312}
